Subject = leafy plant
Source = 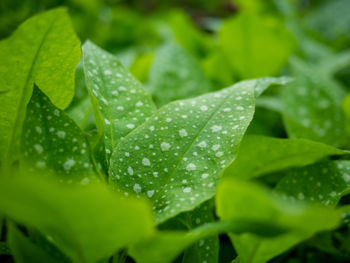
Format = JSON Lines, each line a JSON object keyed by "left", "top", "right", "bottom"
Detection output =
{"left": 1, "top": 2, "right": 350, "bottom": 263}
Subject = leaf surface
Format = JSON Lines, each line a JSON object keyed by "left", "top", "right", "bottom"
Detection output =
{"left": 219, "top": 13, "right": 295, "bottom": 78}
{"left": 223, "top": 135, "right": 345, "bottom": 179}
{"left": 110, "top": 77, "right": 287, "bottom": 223}
{"left": 0, "top": 8, "right": 81, "bottom": 169}
{"left": 0, "top": 175, "right": 154, "bottom": 263}
{"left": 282, "top": 57, "right": 347, "bottom": 147}
{"left": 83, "top": 41, "right": 156, "bottom": 159}
{"left": 216, "top": 178, "right": 341, "bottom": 263}
{"left": 149, "top": 42, "right": 212, "bottom": 106}
{"left": 21, "top": 87, "right": 96, "bottom": 182}
{"left": 275, "top": 160, "right": 350, "bottom": 207}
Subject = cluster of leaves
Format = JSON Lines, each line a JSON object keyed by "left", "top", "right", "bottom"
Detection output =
{"left": 1, "top": 1, "right": 350, "bottom": 263}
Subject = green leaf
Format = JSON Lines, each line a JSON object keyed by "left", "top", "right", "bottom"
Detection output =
{"left": 110, "top": 77, "right": 287, "bottom": 223}
{"left": 223, "top": 135, "right": 345, "bottom": 179}
{"left": 67, "top": 96, "right": 95, "bottom": 131}
{"left": 165, "top": 10, "right": 214, "bottom": 57}
{"left": 181, "top": 201, "right": 219, "bottom": 263}
{"left": 148, "top": 42, "right": 212, "bottom": 106}
{"left": 7, "top": 224, "right": 64, "bottom": 263}
{"left": 0, "top": 8, "right": 81, "bottom": 170}
{"left": 202, "top": 50, "right": 235, "bottom": 88}
{"left": 0, "top": 175, "right": 154, "bottom": 263}
{"left": 157, "top": 200, "right": 219, "bottom": 263}
{"left": 21, "top": 87, "right": 96, "bottom": 182}
{"left": 129, "top": 218, "right": 287, "bottom": 263}
{"left": 219, "top": 13, "right": 295, "bottom": 79}
{"left": 82, "top": 41, "right": 156, "bottom": 160}
{"left": 282, "top": 57, "right": 347, "bottom": 147}
{"left": 66, "top": 61, "right": 96, "bottom": 131}
{"left": 275, "top": 160, "right": 350, "bottom": 207}
{"left": 216, "top": 177, "right": 341, "bottom": 263}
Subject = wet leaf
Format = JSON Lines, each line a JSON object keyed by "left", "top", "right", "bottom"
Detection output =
{"left": 275, "top": 160, "right": 350, "bottom": 207}
{"left": 110, "top": 77, "right": 287, "bottom": 223}
{"left": 21, "top": 87, "right": 96, "bottom": 182}
{"left": 282, "top": 57, "right": 347, "bottom": 147}
{"left": 83, "top": 41, "right": 156, "bottom": 160}
{"left": 216, "top": 177, "right": 341, "bottom": 263}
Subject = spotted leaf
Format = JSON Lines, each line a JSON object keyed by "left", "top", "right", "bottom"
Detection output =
{"left": 83, "top": 41, "right": 156, "bottom": 160}
{"left": 282, "top": 57, "right": 347, "bottom": 147}
{"left": 110, "top": 77, "right": 287, "bottom": 223}
{"left": 217, "top": 177, "right": 341, "bottom": 263}
{"left": 21, "top": 87, "right": 96, "bottom": 182}
{"left": 275, "top": 160, "right": 350, "bottom": 207}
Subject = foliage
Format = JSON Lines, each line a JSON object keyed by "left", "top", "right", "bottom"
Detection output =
{"left": 1, "top": 1, "right": 350, "bottom": 263}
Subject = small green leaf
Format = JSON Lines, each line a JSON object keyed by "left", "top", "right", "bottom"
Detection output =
{"left": 110, "top": 77, "right": 287, "bottom": 223}
{"left": 83, "top": 41, "right": 156, "bottom": 159}
{"left": 0, "top": 175, "right": 154, "bottom": 263}
{"left": 8, "top": 224, "right": 64, "bottom": 263}
{"left": 148, "top": 42, "right": 212, "bottom": 106}
{"left": 216, "top": 178, "right": 341, "bottom": 263}
{"left": 219, "top": 13, "right": 295, "bottom": 79}
{"left": 275, "top": 160, "right": 350, "bottom": 207}
{"left": 21, "top": 87, "right": 96, "bottom": 182}
{"left": 282, "top": 57, "right": 347, "bottom": 147}
{"left": 0, "top": 8, "right": 81, "bottom": 170}
{"left": 223, "top": 135, "right": 345, "bottom": 179}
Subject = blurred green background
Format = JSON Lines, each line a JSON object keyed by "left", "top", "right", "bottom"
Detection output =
{"left": 1, "top": 0, "right": 349, "bottom": 89}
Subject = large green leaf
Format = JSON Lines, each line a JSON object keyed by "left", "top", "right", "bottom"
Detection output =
{"left": 0, "top": 8, "right": 81, "bottom": 170}
{"left": 275, "top": 160, "right": 350, "bottom": 207}
{"left": 83, "top": 41, "right": 156, "bottom": 160}
{"left": 282, "top": 56, "right": 347, "bottom": 147}
{"left": 110, "top": 77, "right": 287, "bottom": 223}
{"left": 148, "top": 42, "right": 212, "bottom": 106}
{"left": 0, "top": 175, "right": 154, "bottom": 263}
{"left": 20, "top": 87, "right": 96, "bottom": 182}
{"left": 223, "top": 135, "right": 345, "bottom": 179}
{"left": 216, "top": 178, "right": 341, "bottom": 263}
{"left": 219, "top": 13, "right": 295, "bottom": 79}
